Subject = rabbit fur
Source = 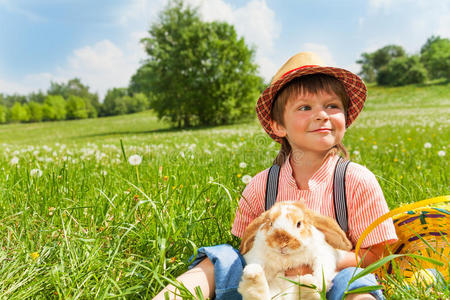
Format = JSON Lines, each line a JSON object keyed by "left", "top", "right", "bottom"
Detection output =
{"left": 238, "top": 201, "right": 353, "bottom": 300}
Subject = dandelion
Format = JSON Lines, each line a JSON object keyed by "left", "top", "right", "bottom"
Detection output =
{"left": 163, "top": 175, "right": 169, "bottom": 181}
{"left": 237, "top": 174, "right": 242, "bottom": 178}
{"left": 101, "top": 170, "right": 108, "bottom": 176}
{"left": 48, "top": 207, "right": 56, "bottom": 216}
{"left": 438, "top": 150, "right": 446, "bottom": 157}
{"left": 9, "top": 156, "right": 19, "bottom": 165}
{"left": 239, "top": 162, "right": 247, "bottom": 168}
{"left": 393, "top": 158, "right": 398, "bottom": 162}
{"left": 424, "top": 142, "right": 432, "bottom": 148}
{"left": 180, "top": 151, "right": 185, "bottom": 158}
{"left": 242, "top": 175, "right": 252, "bottom": 184}
{"left": 128, "top": 154, "right": 142, "bottom": 166}
{"left": 353, "top": 150, "right": 360, "bottom": 156}
{"left": 372, "top": 145, "right": 378, "bottom": 150}
{"left": 30, "top": 252, "right": 39, "bottom": 260}
{"left": 30, "top": 168, "right": 43, "bottom": 177}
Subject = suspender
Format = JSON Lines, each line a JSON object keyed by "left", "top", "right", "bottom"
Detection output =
{"left": 264, "top": 157, "right": 350, "bottom": 233}
{"left": 264, "top": 164, "right": 281, "bottom": 210}
{"left": 333, "top": 157, "right": 351, "bottom": 233}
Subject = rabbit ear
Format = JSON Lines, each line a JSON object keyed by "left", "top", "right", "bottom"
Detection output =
{"left": 307, "top": 210, "right": 353, "bottom": 251}
{"left": 239, "top": 211, "right": 269, "bottom": 254}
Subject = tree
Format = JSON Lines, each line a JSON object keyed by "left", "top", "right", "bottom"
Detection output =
{"left": 125, "top": 93, "right": 149, "bottom": 113}
{"left": 357, "top": 45, "right": 406, "bottom": 83}
{"left": 0, "top": 105, "right": 8, "bottom": 123}
{"left": 376, "top": 55, "right": 427, "bottom": 86}
{"left": 43, "top": 95, "right": 67, "bottom": 121}
{"left": 27, "top": 91, "right": 46, "bottom": 103}
{"left": 28, "top": 101, "right": 44, "bottom": 122}
{"left": 102, "top": 88, "right": 129, "bottom": 116}
{"left": 4, "top": 94, "right": 27, "bottom": 107}
{"left": 135, "top": 0, "right": 263, "bottom": 127}
{"left": 48, "top": 78, "right": 99, "bottom": 116}
{"left": 420, "top": 36, "right": 450, "bottom": 80}
{"left": 10, "top": 102, "right": 30, "bottom": 122}
{"left": 66, "top": 95, "right": 88, "bottom": 119}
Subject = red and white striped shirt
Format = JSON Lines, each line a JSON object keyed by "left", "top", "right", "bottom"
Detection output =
{"left": 232, "top": 154, "right": 398, "bottom": 248}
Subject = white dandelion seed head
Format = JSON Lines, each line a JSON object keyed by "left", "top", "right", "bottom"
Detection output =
{"left": 30, "top": 168, "right": 43, "bottom": 177}
{"left": 128, "top": 154, "right": 142, "bottom": 166}
{"left": 9, "top": 157, "right": 19, "bottom": 165}
{"left": 101, "top": 170, "right": 108, "bottom": 176}
{"left": 353, "top": 150, "right": 360, "bottom": 156}
{"left": 239, "top": 162, "right": 247, "bottom": 168}
{"left": 242, "top": 175, "right": 252, "bottom": 184}
{"left": 372, "top": 145, "right": 378, "bottom": 150}
{"left": 180, "top": 151, "right": 185, "bottom": 158}
{"left": 438, "top": 150, "right": 446, "bottom": 157}
{"left": 424, "top": 142, "right": 432, "bottom": 149}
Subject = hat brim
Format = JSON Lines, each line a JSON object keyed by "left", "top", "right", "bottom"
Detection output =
{"left": 256, "top": 66, "right": 367, "bottom": 142}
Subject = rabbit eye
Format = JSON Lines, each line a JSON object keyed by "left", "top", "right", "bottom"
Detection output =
{"left": 296, "top": 221, "right": 302, "bottom": 228}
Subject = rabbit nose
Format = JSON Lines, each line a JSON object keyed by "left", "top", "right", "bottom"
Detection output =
{"left": 268, "top": 229, "right": 301, "bottom": 250}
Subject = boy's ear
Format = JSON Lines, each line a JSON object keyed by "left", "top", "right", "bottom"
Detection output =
{"left": 271, "top": 119, "right": 287, "bottom": 138}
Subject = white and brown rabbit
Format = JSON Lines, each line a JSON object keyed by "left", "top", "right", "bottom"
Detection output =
{"left": 237, "top": 201, "right": 353, "bottom": 300}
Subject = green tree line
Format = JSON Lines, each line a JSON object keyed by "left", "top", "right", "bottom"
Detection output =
{"left": 0, "top": 78, "right": 149, "bottom": 124}
{"left": 357, "top": 36, "right": 450, "bottom": 86}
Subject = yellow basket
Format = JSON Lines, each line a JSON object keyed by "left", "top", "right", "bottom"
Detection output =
{"left": 355, "top": 196, "right": 449, "bottom": 282}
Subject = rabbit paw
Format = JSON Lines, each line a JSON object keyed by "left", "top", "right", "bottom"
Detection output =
{"left": 238, "top": 264, "right": 270, "bottom": 300}
{"left": 298, "top": 274, "right": 321, "bottom": 300}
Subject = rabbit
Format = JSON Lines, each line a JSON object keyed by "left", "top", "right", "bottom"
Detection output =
{"left": 237, "top": 201, "right": 353, "bottom": 300}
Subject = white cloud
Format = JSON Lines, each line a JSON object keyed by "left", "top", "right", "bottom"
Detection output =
{"left": 186, "top": 0, "right": 281, "bottom": 80}
{"left": 301, "top": 43, "right": 336, "bottom": 66}
{"left": 366, "top": 0, "right": 450, "bottom": 53}
{"left": 0, "top": 35, "right": 147, "bottom": 100}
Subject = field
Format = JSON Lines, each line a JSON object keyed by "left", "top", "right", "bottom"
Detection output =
{"left": 0, "top": 82, "right": 448, "bottom": 299}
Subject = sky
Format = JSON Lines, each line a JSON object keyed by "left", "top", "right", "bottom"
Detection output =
{"left": 0, "top": 0, "right": 449, "bottom": 100}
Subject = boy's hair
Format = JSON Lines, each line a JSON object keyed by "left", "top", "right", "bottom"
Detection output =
{"left": 270, "top": 74, "right": 350, "bottom": 165}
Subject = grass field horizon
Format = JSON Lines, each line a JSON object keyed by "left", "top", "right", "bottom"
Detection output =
{"left": 0, "top": 82, "right": 448, "bottom": 298}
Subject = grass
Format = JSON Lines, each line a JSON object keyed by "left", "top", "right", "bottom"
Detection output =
{"left": 0, "top": 82, "right": 449, "bottom": 298}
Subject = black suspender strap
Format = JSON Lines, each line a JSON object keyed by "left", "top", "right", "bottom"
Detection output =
{"left": 333, "top": 157, "right": 351, "bottom": 233}
{"left": 264, "top": 164, "right": 281, "bottom": 210}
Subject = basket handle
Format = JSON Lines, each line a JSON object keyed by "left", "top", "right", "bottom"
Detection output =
{"left": 354, "top": 195, "right": 450, "bottom": 260}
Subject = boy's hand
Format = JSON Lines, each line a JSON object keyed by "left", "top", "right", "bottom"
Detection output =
{"left": 284, "top": 265, "right": 313, "bottom": 277}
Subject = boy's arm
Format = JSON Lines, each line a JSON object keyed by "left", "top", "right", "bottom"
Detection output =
{"left": 286, "top": 243, "right": 386, "bottom": 276}
{"left": 337, "top": 242, "right": 386, "bottom": 270}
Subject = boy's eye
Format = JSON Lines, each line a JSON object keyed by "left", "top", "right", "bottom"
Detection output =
{"left": 327, "top": 103, "right": 342, "bottom": 109}
{"left": 298, "top": 105, "right": 311, "bottom": 111}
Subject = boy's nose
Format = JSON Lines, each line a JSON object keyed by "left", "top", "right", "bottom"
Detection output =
{"left": 315, "top": 109, "right": 329, "bottom": 120}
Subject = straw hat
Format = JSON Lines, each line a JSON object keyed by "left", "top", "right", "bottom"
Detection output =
{"left": 256, "top": 52, "right": 367, "bottom": 143}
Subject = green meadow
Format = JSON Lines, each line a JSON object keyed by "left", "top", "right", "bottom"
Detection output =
{"left": 0, "top": 82, "right": 448, "bottom": 299}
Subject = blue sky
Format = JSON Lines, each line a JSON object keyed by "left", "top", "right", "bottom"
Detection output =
{"left": 0, "top": 0, "right": 448, "bottom": 100}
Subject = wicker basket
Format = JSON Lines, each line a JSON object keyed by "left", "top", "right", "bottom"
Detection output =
{"left": 376, "top": 205, "right": 449, "bottom": 281}
{"left": 355, "top": 196, "right": 449, "bottom": 282}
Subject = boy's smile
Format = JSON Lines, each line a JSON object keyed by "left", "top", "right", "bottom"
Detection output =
{"left": 271, "top": 91, "right": 346, "bottom": 156}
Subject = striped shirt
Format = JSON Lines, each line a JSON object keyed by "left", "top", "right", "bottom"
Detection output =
{"left": 231, "top": 154, "right": 398, "bottom": 248}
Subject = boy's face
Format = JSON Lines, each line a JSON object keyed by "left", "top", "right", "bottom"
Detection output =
{"left": 271, "top": 91, "right": 346, "bottom": 156}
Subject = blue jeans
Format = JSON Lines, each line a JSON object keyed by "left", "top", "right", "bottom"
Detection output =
{"left": 189, "top": 244, "right": 384, "bottom": 300}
